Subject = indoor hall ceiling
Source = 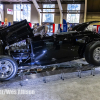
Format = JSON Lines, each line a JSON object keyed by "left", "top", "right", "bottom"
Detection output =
{"left": 35, "top": 0, "right": 85, "bottom": 4}
{"left": 0, "top": 0, "right": 85, "bottom": 4}
{"left": 1, "top": 0, "right": 29, "bottom": 2}
{"left": 87, "top": 0, "right": 100, "bottom": 12}
{"left": 0, "top": 0, "right": 32, "bottom": 4}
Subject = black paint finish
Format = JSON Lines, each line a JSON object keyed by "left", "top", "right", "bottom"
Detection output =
{"left": 0, "top": 20, "right": 100, "bottom": 66}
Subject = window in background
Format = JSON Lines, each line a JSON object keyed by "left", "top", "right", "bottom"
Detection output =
{"left": 13, "top": 4, "right": 31, "bottom": 22}
{"left": 0, "top": 4, "right": 3, "bottom": 10}
{"left": 0, "top": 4, "right": 3, "bottom": 21}
{"left": 0, "top": 14, "right": 1, "bottom": 21}
{"left": 43, "top": 4, "right": 55, "bottom": 22}
{"left": 67, "top": 4, "right": 80, "bottom": 23}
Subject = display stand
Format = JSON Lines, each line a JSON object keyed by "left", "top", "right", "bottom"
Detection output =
{"left": 18, "top": 62, "right": 99, "bottom": 84}
{"left": 77, "top": 64, "right": 96, "bottom": 78}
{"left": 18, "top": 70, "right": 29, "bottom": 86}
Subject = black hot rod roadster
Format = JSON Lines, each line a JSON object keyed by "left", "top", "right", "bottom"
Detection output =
{"left": 0, "top": 20, "right": 100, "bottom": 81}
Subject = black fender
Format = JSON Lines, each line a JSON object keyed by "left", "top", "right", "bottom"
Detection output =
{"left": 0, "top": 44, "right": 4, "bottom": 55}
{"left": 78, "top": 44, "right": 86, "bottom": 58}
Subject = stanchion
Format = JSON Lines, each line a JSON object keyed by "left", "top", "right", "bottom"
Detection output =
{"left": 18, "top": 70, "right": 29, "bottom": 86}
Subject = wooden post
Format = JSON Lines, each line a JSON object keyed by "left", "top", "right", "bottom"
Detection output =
{"left": 84, "top": 0, "right": 87, "bottom": 22}
{"left": 31, "top": 0, "right": 41, "bottom": 25}
{"left": 57, "top": 0, "right": 63, "bottom": 24}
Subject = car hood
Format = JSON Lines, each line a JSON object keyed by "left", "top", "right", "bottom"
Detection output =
{"left": 57, "top": 31, "right": 77, "bottom": 35}
{"left": 72, "top": 21, "right": 100, "bottom": 31}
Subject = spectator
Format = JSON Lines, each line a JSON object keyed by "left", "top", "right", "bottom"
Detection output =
{"left": 33, "top": 23, "right": 37, "bottom": 32}
{"left": 34, "top": 23, "right": 37, "bottom": 29}
{"left": 45, "top": 23, "right": 49, "bottom": 34}
{"left": 60, "top": 27, "right": 63, "bottom": 32}
{"left": 67, "top": 22, "right": 70, "bottom": 31}
{"left": 71, "top": 23, "right": 75, "bottom": 29}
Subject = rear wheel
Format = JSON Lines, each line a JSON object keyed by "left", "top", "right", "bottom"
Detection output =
{"left": 85, "top": 41, "right": 100, "bottom": 66}
{"left": 85, "top": 41, "right": 96, "bottom": 64}
{"left": 0, "top": 56, "right": 18, "bottom": 81}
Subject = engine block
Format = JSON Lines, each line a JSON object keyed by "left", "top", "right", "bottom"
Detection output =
{"left": 5, "top": 40, "right": 30, "bottom": 63}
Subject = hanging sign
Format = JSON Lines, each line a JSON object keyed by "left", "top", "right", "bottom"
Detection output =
{"left": 7, "top": 8, "right": 13, "bottom": 15}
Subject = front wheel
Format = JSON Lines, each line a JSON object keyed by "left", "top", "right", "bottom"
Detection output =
{"left": 0, "top": 56, "right": 18, "bottom": 81}
{"left": 85, "top": 41, "right": 100, "bottom": 66}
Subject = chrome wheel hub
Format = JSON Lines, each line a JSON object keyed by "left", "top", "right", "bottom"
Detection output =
{"left": 93, "top": 47, "right": 100, "bottom": 61}
{"left": 0, "top": 60, "right": 13, "bottom": 78}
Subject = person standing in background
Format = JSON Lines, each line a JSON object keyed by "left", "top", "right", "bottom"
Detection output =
{"left": 60, "top": 27, "right": 63, "bottom": 32}
{"left": 45, "top": 23, "right": 49, "bottom": 34}
{"left": 67, "top": 22, "right": 70, "bottom": 31}
{"left": 33, "top": 23, "right": 37, "bottom": 32}
{"left": 98, "top": 26, "right": 100, "bottom": 34}
{"left": 34, "top": 23, "right": 37, "bottom": 29}
{"left": 71, "top": 23, "right": 75, "bottom": 29}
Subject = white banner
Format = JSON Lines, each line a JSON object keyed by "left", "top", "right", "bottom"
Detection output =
{"left": 7, "top": 8, "right": 13, "bottom": 15}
